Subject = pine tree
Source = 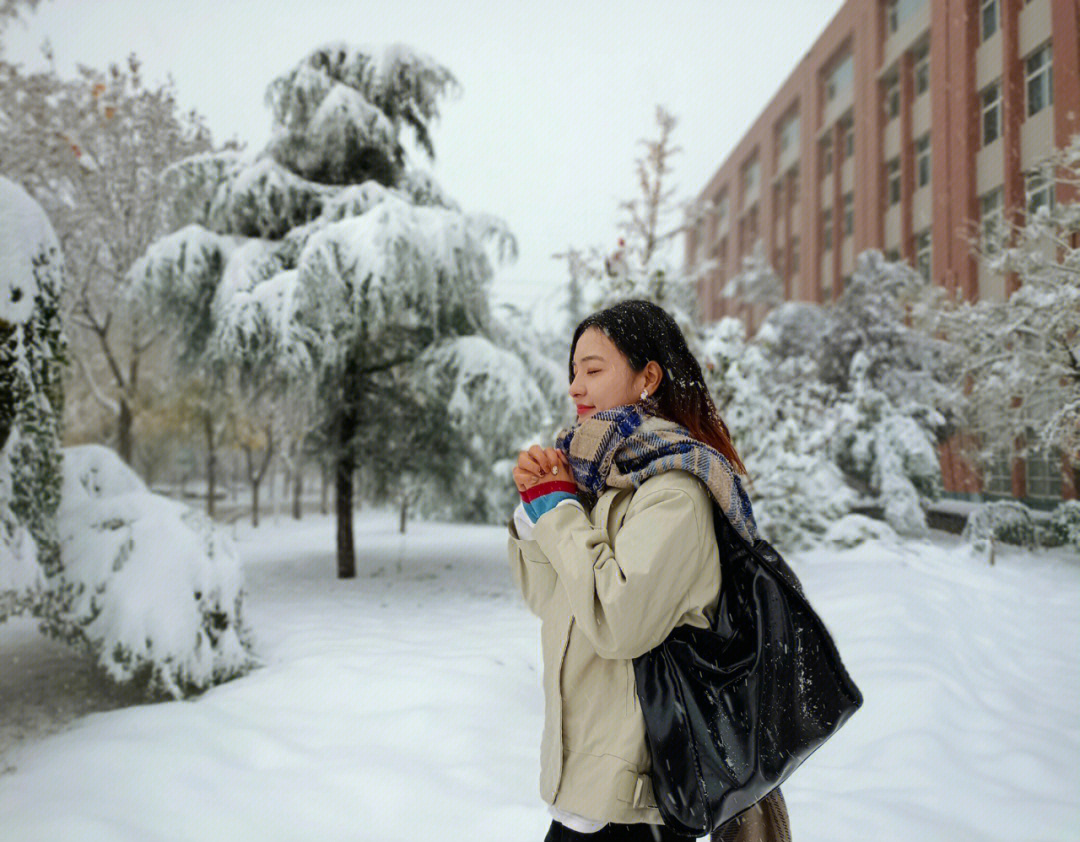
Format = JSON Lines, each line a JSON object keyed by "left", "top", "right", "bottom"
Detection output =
{"left": 0, "top": 177, "right": 67, "bottom": 623}
{"left": 133, "top": 43, "right": 542, "bottom": 577}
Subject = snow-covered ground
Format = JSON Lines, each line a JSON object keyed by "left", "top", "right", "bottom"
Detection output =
{"left": 0, "top": 509, "right": 1077, "bottom": 842}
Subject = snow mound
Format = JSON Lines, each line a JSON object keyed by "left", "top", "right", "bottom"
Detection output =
{"left": 55, "top": 445, "right": 255, "bottom": 698}
{"left": 823, "top": 514, "right": 900, "bottom": 549}
{"left": 0, "top": 178, "right": 60, "bottom": 327}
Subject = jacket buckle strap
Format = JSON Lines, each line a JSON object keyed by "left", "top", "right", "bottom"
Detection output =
{"left": 617, "top": 769, "right": 657, "bottom": 809}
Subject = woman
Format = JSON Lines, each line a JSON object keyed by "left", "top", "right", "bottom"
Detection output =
{"left": 508, "top": 300, "right": 790, "bottom": 842}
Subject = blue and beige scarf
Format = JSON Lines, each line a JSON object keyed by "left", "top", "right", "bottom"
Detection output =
{"left": 554, "top": 404, "right": 759, "bottom": 545}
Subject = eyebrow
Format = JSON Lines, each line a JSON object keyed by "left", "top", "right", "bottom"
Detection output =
{"left": 573, "top": 355, "right": 605, "bottom": 368}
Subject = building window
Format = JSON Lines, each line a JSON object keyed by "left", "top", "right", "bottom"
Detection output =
{"left": 886, "top": 0, "right": 923, "bottom": 35}
{"left": 981, "top": 0, "right": 998, "bottom": 42}
{"left": 825, "top": 53, "right": 854, "bottom": 103}
{"left": 915, "top": 134, "right": 931, "bottom": 188}
{"left": 981, "top": 81, "right": 1001, "bottom": 146}
{"left": 777, "top": 112, "right": 800, "bottom": 156}
{"left": 884, "top": 247, "right": 901, "bottom": 262}
{"left": 915, "top": 229, "right": 931, "bottom": 280}
{"left": 1026, "top": 165, "right": 1054, "bottom": 216}
{"left": 844, "top": 122, "right": 855, "bottom": 159}
{"left": 843, "top": 192, "right": 854, "bottom": 237}
{"left": 790, "top": 236, "right": 800, "bottom": 274}
{"left": 746, "top": 204, "right": 759, "bottom": 244}
{"left": 789, "top": 169, "right": 800, "bottom": 206}
{"left": 742, "top": 158, "right": 760, "bottom": 197}
{"left": 984, "top": 448, "right": 1012, "bottom": 496}
{"left": 980, "top": 187, "right": 1004, "bottom": 255}
{"left": 914, "top": 45, "right": 930, "bottom": 96}
{"left": 1026, "top": 42, "right": 1053, "bottom": 117}
{"left": 821, "top": 136, "right": 833, "bottom": 176}
{"left": 884, "top": 76, "right": 900, "bottom": 120}
{"left": 887, "top": 158, "right": 901, "bottom": 206}
{"left": 822, "top": 208, "right": 833, "bottom": 251}
{"left": 1025, "top": 433, "right": 1063, "bottom": 500}
{"left": 714, "top": 191, "right": 728, "bottom": 226}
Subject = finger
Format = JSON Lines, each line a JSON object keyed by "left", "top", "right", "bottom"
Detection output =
{"left": 528, "top": 445, "right": 552, "bottom": 473}
{"left": 512, "top": 468, "right": 535, "bottom": 493}
{"left": 518, "top": 450, "right": 543, "bottom": 474}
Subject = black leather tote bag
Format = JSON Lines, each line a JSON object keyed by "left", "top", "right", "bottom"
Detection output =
{"left": 632, "top": 503, "right": 863, "bottom": 837}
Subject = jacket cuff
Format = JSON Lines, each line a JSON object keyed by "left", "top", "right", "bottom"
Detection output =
{"left": 519, "top": 478, "right": 582, "bottom": 523}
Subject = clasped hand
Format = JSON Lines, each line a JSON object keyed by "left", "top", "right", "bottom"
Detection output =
{"left": 513, "top": 445, "right": 573, "bottom": 493}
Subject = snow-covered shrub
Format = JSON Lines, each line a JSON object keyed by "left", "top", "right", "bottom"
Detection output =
{"left": 0, "top": 177, "right": 67, "bottom": 622}
{"left": 55, "top": 445, "right": 255, "bottom": 698}
{"left": 962, "top": 500, "right": 1038, "bottom": 552}
{"left": 823, "top": 514, "right": 900, "bottom": 549}
{"left": 1040, "top": 500, "right": 1080, "bottom": 552}
{"left": 830, "top": 352, "right": 942, "bottom": 536}
{"left": 747, "top": 418, "right": 857, "bottom": 550}
{"left": 699, "top": 317, "right": 855, "bottom": 550}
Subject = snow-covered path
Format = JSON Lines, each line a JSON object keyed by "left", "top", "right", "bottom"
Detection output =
{"left": 0, "top": 510, "right": 1077, "bottom": 841}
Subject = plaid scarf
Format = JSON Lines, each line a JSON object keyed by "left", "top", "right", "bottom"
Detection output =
{"left": 554, "top": 404, "right": 759, "bottom": 545}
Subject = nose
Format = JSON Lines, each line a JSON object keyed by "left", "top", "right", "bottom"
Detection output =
{"left": 569, "top": 372, "right": 585, "bottom": 400}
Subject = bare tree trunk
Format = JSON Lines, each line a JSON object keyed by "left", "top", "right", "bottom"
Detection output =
{"left": 399, "top": 495, "right": 408, "bottom": 534}
{"left": 118, "top": 397, "right": 133, "bottom": 465}
{"left": 244, "top": 425, "right": 274, "bottom": 528}
{"left": 204, "top": 411, "right": 217, "bottom": 519}
{"left": 335, "top": 448, "right": 356, "bottom": 578}
{"left": 320, "top": 459, "right": 329, "bottom": 516}
{"left": 292, "top": 450, "right": 303, "bottom": 520}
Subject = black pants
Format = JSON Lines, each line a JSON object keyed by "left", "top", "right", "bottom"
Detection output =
{"left": 544, "top": 820, "right": 693, "bottom": 842}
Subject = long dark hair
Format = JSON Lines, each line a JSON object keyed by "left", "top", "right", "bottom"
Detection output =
{"left": 569, "top": 299, "right": 750, "bottom": 478}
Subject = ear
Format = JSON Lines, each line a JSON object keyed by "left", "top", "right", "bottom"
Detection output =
{"left": 642, "top": 361, "right": 663, "bottom": 393}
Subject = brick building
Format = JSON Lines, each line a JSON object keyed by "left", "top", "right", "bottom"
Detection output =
{"left": 686, "top": 0, "right": 1079, "bottom": 505}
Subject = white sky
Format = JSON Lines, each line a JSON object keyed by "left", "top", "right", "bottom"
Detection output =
{"left": 4, "top": 0, "right": 845, "bottom": 311}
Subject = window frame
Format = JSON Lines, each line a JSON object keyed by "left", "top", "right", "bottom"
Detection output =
{"left": 980, "top": 187, "right": 1004, "bottom": 256}
{"left": 1026, "top": 42, "right": 1053, "bottom": 118}
{"left": 822, "top": 207, "right": 833, "bottom": 252}
{"left": 886, "top": 158, "right": 901, "bottom": 206}
{"left": 1025, "top": 165, "right": 1055, "bottom": 216}
{"left": 1024, "top": 428, "right": 1062, "bottom": 500}
{"left": 981, "top": 0, "right": 998, "bottom": 42}
{"left": 915, "top": 229, "right": 931, "bottom": 280}
{"left": 981, "top": 80, "right": 1001, "bottom": 146}
{"left": 843, "top": 192, "right": 854, "bottom": 237}
{"left": 914, "top": 46, "right": 930, "bottom": 96}
{"left": 915, "top": 133, "right": 931, "bottom": 188}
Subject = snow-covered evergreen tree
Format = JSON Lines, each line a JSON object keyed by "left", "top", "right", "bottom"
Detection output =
{"left": 940, "top": 135, "right": 1080, "bottom": 491}
{"left": 0, "top": 176, "right": 67, "bottom": 621}
{"left": 56, "top": 445, "right": 254, "bottom": 697}
{"left": 696, "top": 250, "right": 965, "bottom": 545}
{"left": 699, "top": 316, "right": 854, "bottom": 549}
{"left": 722, "top": 240, "right": 783, "bottom": 306}
{"left": 133, "top": 43, "right": 540, "bottom": 576}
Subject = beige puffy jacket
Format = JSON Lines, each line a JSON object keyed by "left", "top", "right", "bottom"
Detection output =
{"left": 507, "top": 468, "right": 721, "bottom": 826}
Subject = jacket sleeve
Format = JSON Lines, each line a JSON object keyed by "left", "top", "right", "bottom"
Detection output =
{"left": 530, "top": 481, "right": 711, "bottom": 659}
{"left": 507, "top": 512, "right": 560, "bottom": 618}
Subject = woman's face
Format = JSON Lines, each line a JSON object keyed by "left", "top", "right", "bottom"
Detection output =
{"left": 569, "top": 327, "right": 658, "bottom": 420}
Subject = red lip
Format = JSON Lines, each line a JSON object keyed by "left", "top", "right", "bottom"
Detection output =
{"left": 576, "top": 405, "right": 593, "bottom": 414}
